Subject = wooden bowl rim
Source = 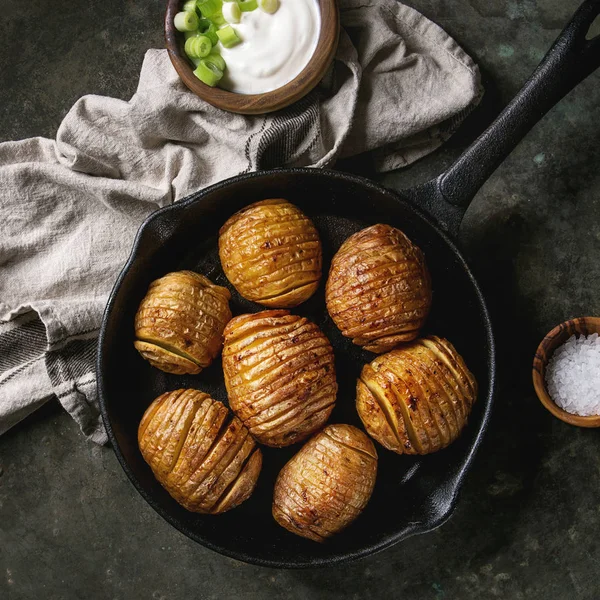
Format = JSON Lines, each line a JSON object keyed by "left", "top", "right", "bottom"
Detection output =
{"left": 532, "top": 316, "right": 600, "bottom": 428}
{"left": 165, "top": 0, "right": 340, "bottom": 115}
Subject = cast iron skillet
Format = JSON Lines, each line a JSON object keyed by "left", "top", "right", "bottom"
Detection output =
{"left": 98, "top": 1, "right": 600, "bottom": 568}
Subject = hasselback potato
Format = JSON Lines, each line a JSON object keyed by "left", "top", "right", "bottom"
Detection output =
{"left": 326, "top": 224, "right": 432, "bottom": 353}
{"left": 219, "top": 199, "right": 322, "bottom": 308}
{"left": 134, "top": 270, "right": 232, "bottom": 375}
{"left": 272, "top": 424, "right": 378, "bottom": 542}
{"left": 356, "top": 336, "right": 477, "bottom": 455}
{"left": 222, "top": 310, "right": 337, "bottom": 447}
{"left": 138, "top": 389, "right": 262, "bottom": 514}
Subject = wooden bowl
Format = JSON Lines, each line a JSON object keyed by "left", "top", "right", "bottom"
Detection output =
{"left": 532, "top": 317, "right": 600, "bottom": 427}
{"left": 165, "top": 0, "right": 340, "bottom": 114}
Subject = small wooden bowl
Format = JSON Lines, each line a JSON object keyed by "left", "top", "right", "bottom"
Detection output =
{"left": 532, "top": 317, "right": 600, "bottom": 427}
{"left": 165, "top": 0, "right": 340, "bottom": 114}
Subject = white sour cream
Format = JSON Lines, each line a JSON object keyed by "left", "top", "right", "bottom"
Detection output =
{"left": 218, "top": 0, "right": 321, "bottom": 94}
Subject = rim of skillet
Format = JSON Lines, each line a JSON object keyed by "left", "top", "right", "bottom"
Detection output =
{"left": 96, "top": 167, "right": 496, "bottom": 568}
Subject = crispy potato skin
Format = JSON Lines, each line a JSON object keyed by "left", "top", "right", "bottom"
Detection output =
{"left": 356, "top": 336, "right": 478, "bottom": 454}
{"left": 134, "top": 271, "right": 232, "bottom": 375}
{"left": 218, "top": 199, "right": 322, "bottom": 308}
{"left": 272, "top": 424, "right": 377, "bottom": 542}
{"left": 222, "top": 310, "right": 337, "bottom": 447}
{"left": 326, "top": 224, "right": 432, "bottom": 353}
{"left": 138, "top": 389, "right": 262, "bottom": 514}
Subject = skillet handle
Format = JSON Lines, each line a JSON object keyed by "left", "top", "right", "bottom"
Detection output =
{"left": 437, "top": 0, "right": 600, "bottom": 209}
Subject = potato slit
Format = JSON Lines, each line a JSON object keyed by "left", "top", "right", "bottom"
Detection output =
{"left": 170, "top": 400, "right": 226, "bottom": 487}
{"left": 138, "top": 392, "right": 171, "bottom": 441}
{"left": 230, "top": 350, "right": 333, "bottom": 407}
{"left": 214, "top": 449, "right": 262, "bottom": 514}
{"left": 253, "top": 397, "right": 335, "bottom": 444}
{"left": 396, "top": 353, "right": 451, "bottom": 447}
{"left": 245, "top": 252, "right": 320, "bottom": 282}
{"left": 235, "top": 327, "right": 326, "bottom": 370}
{"left": 298, "top": 454, "right": 371, "bottom": 510}
{"left": 258, "top": 281, "right": 320, "bottom": 303}
{"left": 388, "top": 368, "right": 435, "bottom": 454}
{"left": 195, "top": 413, "right": 236, "bottom": 473}
{"left": 237, "top": 239, "right": 320, "bottom": 266}
{"left": 328, "top": 266, "right": 428, "bottom": 303}
{"left": 361, "top": 330, "right": 420, "bottom": 351}
{"left": 233, "top": 343, "right": 334, "bottom": 400}
{"left": 137, "top": 293, "right": 230, "bottom": 325}
{"left": 141, "top": 390, "right": 189, "bottom": 462}
{"left": 274, "top": 489, "right": 340, "bottom": 537}
{"left": 239, "top": 335, "right": 331, "bottom": 377}
{"left": 428, "top": 338, "right": 477, "bottom": 401}
{"left": 336, "top": 292, "right": 430, "bottom": 327}
{"left": 223, "top": 314, "right": 300, "bottom": 347}
{"left": 210, "top": 442, "right": 257, "bottom": 511}
{"left": 148, "top": 391, "right": 194, "bottom": 472}
{"left": 272, "top": 502, "right": 327, "bottom": 543}
{"left": 137, "top": 292, "right": 229, "bottom": 324}
{"left": 415, "top": 344, "right": 469, "bottom": 423}
{"left": 415, "top": 344, "right": 464, "bottom": 430}
{"left": 323, "top": 430, "right": 377, "bottom": 462}
{"left": 136, "top": 305, "right": 227, "bottom": 336}
{"left": 165, "top": 397, "right": 202, "bottom": 473}
{"left": 382, "top": 371, "right": 428, "bottom": 454}
{"left": 421, "top": 338, "right": 473, "bottom": 396}
{"left": 227, "top": 321, "right": 319, "bottom": 369}
{"left": 360, "top": 377, "right": 404, "bottom": 449}
{"left": 135, "top": 337, "right": 203, "bottom": 367}
{"left": 222, "top": 211, "right": 307, "bottom": 240}
{"left": 350, "top": 323, "right": 421, "bottom": 347}
{"left": 250, "top": 379, "right": 336, "bottom": 429}
{"left": 181, "top": 417, "right": 244, "bottom": 508}
{"left": 407, "top": 350, "right": 461, "bottom": 439}
{"left": 225, "top": 319, "right": 301, "bottom": 348}
{"left": 155, "top": 390, "right": 202, "bottom": 474}
{"left": 197, "top": 428, "right": 251, "bottom": 509}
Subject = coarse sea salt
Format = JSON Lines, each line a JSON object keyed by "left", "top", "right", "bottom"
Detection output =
{"left": 545, "top": 333, "right": 600, "bottom": 417}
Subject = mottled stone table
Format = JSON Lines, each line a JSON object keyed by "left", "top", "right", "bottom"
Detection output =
{"left": 1, "top": 0, "right": 599, "bottom": 598}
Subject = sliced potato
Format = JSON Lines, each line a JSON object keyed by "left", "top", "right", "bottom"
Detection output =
{"left": 134, "top": 270, "right": 232, "bottom": 375}
{"left": 222, "top": 310, "right": 337, "bottom": 447}
{"left": 138, "top": 389, "right": 262, "bottom": 514}
{"left": 326, "top": 224, "right": 432, "bottom": 353}
{"left": 356, "top": 336, "right": 477, "bottom": 454}
{"left": 219, "top": 199, "right": 322, "bottom": 308}
{"left": 272, "top": 424, "right": 377, "bottom": 542}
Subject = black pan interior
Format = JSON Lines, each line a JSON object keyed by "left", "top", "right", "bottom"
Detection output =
{"left": 97, "top": 168, "right": 494, "bottom": 568}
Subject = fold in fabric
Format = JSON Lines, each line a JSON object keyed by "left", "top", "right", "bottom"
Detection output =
{"left": 0, "top": 0, "right": 482, "bottom": 444}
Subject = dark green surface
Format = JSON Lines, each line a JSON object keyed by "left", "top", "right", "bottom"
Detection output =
{"left": 1, "top": 0, "right": 599, "bottom": 598}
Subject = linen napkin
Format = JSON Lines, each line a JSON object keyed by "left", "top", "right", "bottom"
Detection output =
{"left": 0, "top": 0, "right": 482, "bottom": 445}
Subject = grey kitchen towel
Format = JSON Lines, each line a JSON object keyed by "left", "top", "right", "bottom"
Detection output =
{"left": 0, "top": 0, "right": 482, "bottom": 445}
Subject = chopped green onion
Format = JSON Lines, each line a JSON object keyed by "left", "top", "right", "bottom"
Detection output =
{"left": 197, "top": 0, "right": 222, "bottom": 17}
{"left": 205, "top": 21, "right": 219, "bottom": 44}
{"left": 258, "top": 0, "right": 278, "bottom": 13}
{"left": 189, "top": 55, "right": 203, "bottom": 66}
{"left": 216, "top": 25, "right": 241, "bottom": 48}
{"left": 182, "top": 0, "right": 198, "bottom": 13}
{"left": 222, "top": 1, "right": 241, "bottom": 24}
{"left": 185, "top": 34, "right": 213, "bottom": 58}
{"left": 210, "top": 12, "right": 227, "bottom": 26}
{"left": 205, "top": 52, "right": 226, "bottom": 71}
{"left": 174, "top": 10, "right": 200, "bottom": 31}
{"left": 238, "top": 0, "right": 257, "bottom": 11}
{"left": 194, "top": 18, "right": 218, "bottom": 45}
{"left": 194, "top": 60, "right": 224, "bottom": 86}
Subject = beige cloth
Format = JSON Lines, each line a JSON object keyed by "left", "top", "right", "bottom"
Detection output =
{"left": 0, "top": 0, "right": 482, "bottom": 444}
